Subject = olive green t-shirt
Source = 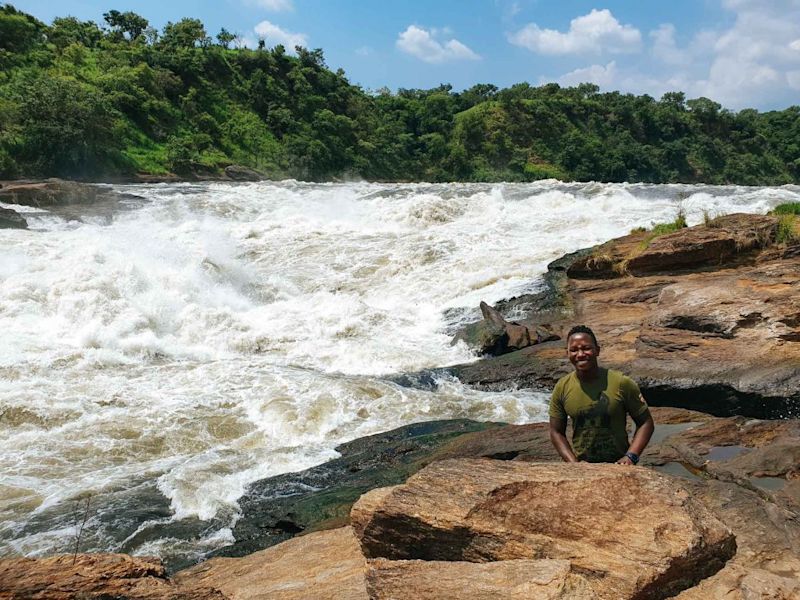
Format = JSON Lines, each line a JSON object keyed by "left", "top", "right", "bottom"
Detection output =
{"left": 549, "top": 368, "right": 650, "bottom": 462}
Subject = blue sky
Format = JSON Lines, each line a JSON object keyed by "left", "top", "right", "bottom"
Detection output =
{"left": 11, "top": 0, "right": 800, "bottom": 110}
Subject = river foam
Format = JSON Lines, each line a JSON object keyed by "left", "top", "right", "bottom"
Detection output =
{"left": 1, "top": 180, "right": 797, "bottom": 561}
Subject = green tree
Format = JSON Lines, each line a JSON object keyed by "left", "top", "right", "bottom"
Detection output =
{"left": 103, "top": 10, "right": 149, "bottom": 41}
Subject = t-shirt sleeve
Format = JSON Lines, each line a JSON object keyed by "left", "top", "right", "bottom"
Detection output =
{"left": 620, "top": 376, "right": 649, "bottom": 418}
{"left": 549, "top": 378, "right": 567, "bottom": 421}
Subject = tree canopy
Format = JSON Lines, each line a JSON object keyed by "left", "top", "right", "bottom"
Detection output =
{"left": 0, "top": 3, "right": 798, "bottom": 184}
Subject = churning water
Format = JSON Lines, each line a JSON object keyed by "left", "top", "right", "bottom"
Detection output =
{"left": 1, "top": 180, "right": 797, "bottom": 564}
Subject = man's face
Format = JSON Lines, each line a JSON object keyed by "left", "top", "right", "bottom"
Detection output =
{"left": 567, "top": 333, "right": 600, "bottom": 374}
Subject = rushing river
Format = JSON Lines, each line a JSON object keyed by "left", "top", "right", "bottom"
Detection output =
{"left": 1, "top": 180, "right": 797, "bottom": 565}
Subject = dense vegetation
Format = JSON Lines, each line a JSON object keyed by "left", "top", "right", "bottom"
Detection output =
{"left": 1, "top": 4, "right": 799, "bottom": 183}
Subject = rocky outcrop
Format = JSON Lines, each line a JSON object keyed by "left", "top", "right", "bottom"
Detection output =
{"left": 0, "top": 206, "right": 26, "bottom": 229}
{"left": 352, "top": 459, "right": 735, "bottom": 599}
{"left": 223, "top": 165, "right": 265, "bottom": 181}
{"left": 0, "top": 179, "right": 145, "bottom": 208}
{"left": 0, "top": 553, "right": 224, "bottom": 599}
{"left": 178, "top": 526, "right": 596, "bottom": 599}
{"left": 177, "top": 527, "right": 370, "bottom": 600}
{"left": 450, "top": 213, "right": 800, "bottom": 418}
{"left": 566, "top": 214, "right": 779, "bottom": 278}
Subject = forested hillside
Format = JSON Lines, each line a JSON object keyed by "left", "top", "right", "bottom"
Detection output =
{"left": 1, "top": 4, "right": 799, "bottom": 184}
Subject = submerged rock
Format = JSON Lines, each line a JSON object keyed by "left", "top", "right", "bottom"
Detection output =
{"left": 0, "top": 206, "right": 27, "bottom": 229}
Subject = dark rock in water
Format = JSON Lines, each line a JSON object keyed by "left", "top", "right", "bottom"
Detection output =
{"left": 0, "top": 179, "right": 145, "bottom": 208}
{"left": 0, "top": 179, "right": 101, "bottom": 207}
{"left": 0, "top": 206, "right": 27, "bottom": 229}
{"left": 210, "top": 419, "right": 502, "bottom": 559}
{"left": 451, "top": 301, "right": 559, "bottom": 355}
{"left": 224, "top": 165, "right": 264, "bottom": 181}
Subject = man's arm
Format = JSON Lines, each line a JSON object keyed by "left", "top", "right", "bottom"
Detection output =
{"left": 549, "top": 417, "right": 578, "bottom": 462}
{"left": 616, "top": 409, "right": 655, "bottom": 465}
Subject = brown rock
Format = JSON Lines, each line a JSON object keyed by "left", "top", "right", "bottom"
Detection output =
{"left": 175, "top": 526, "right": 369, "bottom": 600}
{"left": 352, "top": 459, "right": 736, "bottom": 600}
{"left": 566, "top": 214, "right": 778, "bottom": 278}
{"left": 0, "top": 553, "right": 223, "bottom": 599}
{"left": 451, "top": 214, "right": 800, "bottom": 416}
{"left": 366, "top": 558, "right": 597, "bottom": 599}
{"left": 451, "top": 301, "right": 558, "bottom": 356}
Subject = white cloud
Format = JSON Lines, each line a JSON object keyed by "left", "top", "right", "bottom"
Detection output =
{"left": 693, "top": 0, "right": 800, "bottom": 107}
{"left": 248, "top": 0, "right": 293, "bottom": 11}
{"left": 355, "top": 46, "right": 373, "bottom": 57}
{"left": 509, "top": 9, "right": 641, "bottom": 55}
{"left": 650, "top": 24, "right": 689, "bottom": 65}
{"left": 396, "top": 25, "right": 480, "bottom": 63}
{"left": 253, "top": 20, "right": 307, "bottom": 49}
{"left": 544, "top": 1, "right": 800, "bottom": 109}
{"left": 552, "top": 61, "right": 619, "bottom": 88}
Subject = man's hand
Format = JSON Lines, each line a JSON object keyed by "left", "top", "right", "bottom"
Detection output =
{"left": 616, "top": 455, "right": 634, "bottom": 465}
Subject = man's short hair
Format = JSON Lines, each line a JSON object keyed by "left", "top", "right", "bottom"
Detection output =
{"left": 567, "top": 324, "right": 599, "bottom": 348}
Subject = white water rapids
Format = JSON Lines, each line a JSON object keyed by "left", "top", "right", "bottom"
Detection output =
{"left": 1, "top": 180, "right": 797, "bottom": 564}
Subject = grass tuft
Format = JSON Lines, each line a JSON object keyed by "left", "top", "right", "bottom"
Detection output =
{"left": 775, "top": 214, "right": 800, "bottom": 245}
{"left": 771, "top": 202, "right": 800, "bottom": 216}
{"left": 636, "top": 209, "right": 688, "bottom": 248}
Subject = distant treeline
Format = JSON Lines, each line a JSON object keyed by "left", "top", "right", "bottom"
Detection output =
{"left": 1, "top": 4, "right": 799, "bottom": 184}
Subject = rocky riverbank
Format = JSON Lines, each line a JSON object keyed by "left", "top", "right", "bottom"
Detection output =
{"left": 449, "top": 212, "right": 800, "bottom": 418}
{"left": 3, "top": 406, "right": 798, "bottom": 598}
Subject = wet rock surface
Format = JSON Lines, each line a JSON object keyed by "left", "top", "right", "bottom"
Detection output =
{"left": 450, "top": 213, "right": 800, "bottom": 418}
{"left": 0, "top": 179, "right": 141, "bottom": 207}
{"left": 0, "top": 179, "right": 148, "bottom": 226}
{"left": 3, "top": 408, "right": 798, "bottom": 599}
{"left": 209, "top": 419, "right": 502, "bottom": 560}
{"left": 223, "top": 165, "right": 265, "bottom": 181}
{"left": 0, "top": 206, "right": 26, "bottom": 229}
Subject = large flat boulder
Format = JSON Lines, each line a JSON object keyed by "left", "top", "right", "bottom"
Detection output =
{"left": 352, "top": 459, "right": 736, "bottom": 600}
{"left": 176, "top": 527, "right": 369, "bottom": 600}
{"left": 176, "top": 526, "right": 598, "bottom": 600}
{"left": 366, "top": 558, "right": 597, "bottom": 599}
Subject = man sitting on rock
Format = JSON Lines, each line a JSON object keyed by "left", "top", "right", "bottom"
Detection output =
{"left": 549, "top": 325, "right": 654, "bottom": 464}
